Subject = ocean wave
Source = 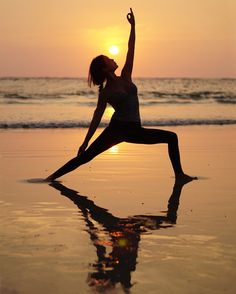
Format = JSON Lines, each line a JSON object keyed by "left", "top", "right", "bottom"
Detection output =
{"left": 0, "top": 90, "right": 97, "bottom": 105}
{"left": 2, "top": 91, "right": 235, "bottom": 105}
{"left": 1, "top": 119, "right": 236, "bottom": 129}
{"left": 140, "top": 91, "right": 236, "bottom": 104}
{"left": 3, "top": 93, "right": 29, "bottom": 99}
{"left": 2, "top": 92, "right": 67, "bottom": 100}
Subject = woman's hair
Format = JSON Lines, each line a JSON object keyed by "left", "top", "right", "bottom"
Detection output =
{"left": 88, "top": 55, "right": 106, "bottom": 92}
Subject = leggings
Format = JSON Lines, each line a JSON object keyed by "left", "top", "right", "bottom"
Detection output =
{"left": 49, "top": 120, "right": 183, "bottom": 180}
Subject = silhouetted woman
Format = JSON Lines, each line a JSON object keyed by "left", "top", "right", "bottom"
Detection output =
{"left": 46, "top": 8, "right": 195, "bottom": 182}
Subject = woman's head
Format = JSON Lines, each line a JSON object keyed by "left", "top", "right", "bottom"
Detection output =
{"left": 88, "top": 55, "right": 118, "bottom": 91}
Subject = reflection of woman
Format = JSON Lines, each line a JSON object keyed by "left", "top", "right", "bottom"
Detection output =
{"left": 50, "top": 179, "right": 186, "bottom": 290}
{"left": 46, "top": 8, "right": 195, "bottom": 182}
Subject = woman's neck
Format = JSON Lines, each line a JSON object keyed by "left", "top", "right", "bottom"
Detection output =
{"left": 106, "top": 72, "right": 118, "bottom": 83}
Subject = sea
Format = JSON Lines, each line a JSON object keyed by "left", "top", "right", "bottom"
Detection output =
{"left": 0, "top": 77, "right": 236, "bottom": 129}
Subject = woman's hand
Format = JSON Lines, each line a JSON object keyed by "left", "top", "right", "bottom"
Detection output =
{"left": 77, "top": 141, "right": 88, "bottom": 157}
{"left": 127, "top": 8, "right": 135, "bottom": 26}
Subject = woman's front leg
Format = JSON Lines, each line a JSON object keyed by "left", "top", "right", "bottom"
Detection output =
{"left": 125, "top": 127, "right": 197, "bottom": 181}
{"left": 125, "top": 127, "right": 184, "bottom": 175}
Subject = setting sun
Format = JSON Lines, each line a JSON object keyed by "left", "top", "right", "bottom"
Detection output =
{"left": 109, "top": 45, "right": 119, "bottom": 55}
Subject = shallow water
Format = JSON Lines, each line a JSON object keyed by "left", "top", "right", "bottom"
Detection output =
{"left": 0, "top": 127, "right": 236, "bottom": 293}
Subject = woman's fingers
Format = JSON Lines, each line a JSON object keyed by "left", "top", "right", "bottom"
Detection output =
{"left": 127, "top": 8, "right": 135, "bottom": 24}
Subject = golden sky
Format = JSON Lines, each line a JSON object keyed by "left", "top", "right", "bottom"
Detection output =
{"left": 0, "top": 0, "right": 235, "bottom": 77}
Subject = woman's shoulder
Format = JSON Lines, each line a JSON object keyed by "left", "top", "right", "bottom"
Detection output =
{"left": 119, "top": 75, "right": 133, "bottom": 83}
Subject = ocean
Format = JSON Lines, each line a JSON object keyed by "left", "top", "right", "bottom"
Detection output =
{"left": 1, "top": 78, "right": 236, "bottom": 293}
{"left": 0, "top": 77, "right": 236, "bottom": 128}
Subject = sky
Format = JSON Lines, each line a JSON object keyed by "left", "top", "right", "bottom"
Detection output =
{"left": 0, "top": 0, "right": 236, "bottom": 77}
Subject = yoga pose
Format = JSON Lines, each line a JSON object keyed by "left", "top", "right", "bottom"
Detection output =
{"left": 46, "top": 8, "right": 195, "bottom": 182}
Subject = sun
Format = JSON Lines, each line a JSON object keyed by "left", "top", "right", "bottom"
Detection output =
{"left": 109, "top": 45, "right": 119, "bottom": 55}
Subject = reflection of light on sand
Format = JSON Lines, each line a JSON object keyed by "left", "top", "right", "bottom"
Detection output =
{"left": 104, "top": 107, "right": 114, "bottom": 120}
{"left": 109, "top": 145, "right": 119, "bottom": 154}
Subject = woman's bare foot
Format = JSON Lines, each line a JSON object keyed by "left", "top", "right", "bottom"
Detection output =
{"left": 44, "top": 176, "right": 56, "bottom": 182}
{"left": 175, "top": 173, "right": 198, "bottom": 185}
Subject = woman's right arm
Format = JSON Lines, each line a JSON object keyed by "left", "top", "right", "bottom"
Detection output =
{"left": 77, "top": 92, "right": 107, "bottom": 156}
{"left": 121, "top": 8, "right": 135, "bottom": 81}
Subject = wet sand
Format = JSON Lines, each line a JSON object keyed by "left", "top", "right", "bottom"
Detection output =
{"left": 0, "top": 126, "right": 236, "bottom": 294}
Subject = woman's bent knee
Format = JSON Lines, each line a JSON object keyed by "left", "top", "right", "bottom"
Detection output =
{"left": 169, "top": 131, "right": 178, "bottom": 143}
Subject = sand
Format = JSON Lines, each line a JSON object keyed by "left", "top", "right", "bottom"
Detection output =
{"left": 0, "top": 125, "right": 236, "bottom": 294}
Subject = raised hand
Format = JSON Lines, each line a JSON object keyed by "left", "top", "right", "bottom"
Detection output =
{"left": 127, "top": 8, "right": 135, "bottom": 26}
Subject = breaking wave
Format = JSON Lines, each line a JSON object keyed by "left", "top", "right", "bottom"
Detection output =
{"left": 1, "top": 119, "right": 236, "bottom": 129}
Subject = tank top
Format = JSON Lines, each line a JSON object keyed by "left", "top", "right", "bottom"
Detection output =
{"left": 107, "top": 82, "right": 141, "bottom": 123}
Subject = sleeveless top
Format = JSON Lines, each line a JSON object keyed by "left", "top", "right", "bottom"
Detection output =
{"left": 107, "top": 82, "right": 141, "bottom": 123}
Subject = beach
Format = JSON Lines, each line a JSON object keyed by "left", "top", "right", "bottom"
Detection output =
{"left": 0, "top": 125, "right": 236, "bottom": 294}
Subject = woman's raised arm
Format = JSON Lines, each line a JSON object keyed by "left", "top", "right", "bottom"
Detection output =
{"left": 121, "top": 8, "right": 135, "bottom": 81}
{"left": 77, "top": 92, "right": 107, "bottom": 156}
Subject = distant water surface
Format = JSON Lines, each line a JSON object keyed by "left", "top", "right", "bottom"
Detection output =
{"left": 0, "top": 77, "right": 236, "bottom": 128}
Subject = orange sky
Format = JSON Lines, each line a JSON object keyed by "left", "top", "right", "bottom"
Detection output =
{"left": 0, "top": 0, "right": 235, "bottom": 77}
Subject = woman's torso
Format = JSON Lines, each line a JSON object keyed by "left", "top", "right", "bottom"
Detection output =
{"left": 105, "top": 78, "right": 141, "bottom": 123}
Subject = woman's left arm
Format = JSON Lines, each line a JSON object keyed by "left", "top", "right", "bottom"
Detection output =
{"left": 121, "top": 8, "right": 135, "bottom": 81}
{"left": 77, "top": 91, "right": 107, "bottom": 156}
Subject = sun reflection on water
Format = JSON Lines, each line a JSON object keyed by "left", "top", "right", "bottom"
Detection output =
{"left": 109, "top": 145, "right": 119, "bottom": 154}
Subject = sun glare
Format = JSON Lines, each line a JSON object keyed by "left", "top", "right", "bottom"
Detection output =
{"left": 109, "top": 45, "right": 119, "bottom": 55}
{"left": 109, "top": 145, "right": 119, "bottom": 154}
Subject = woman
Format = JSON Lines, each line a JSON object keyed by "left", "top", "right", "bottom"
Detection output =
{"left": 46, "top": 8, "right": 195, "bottom": 183}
